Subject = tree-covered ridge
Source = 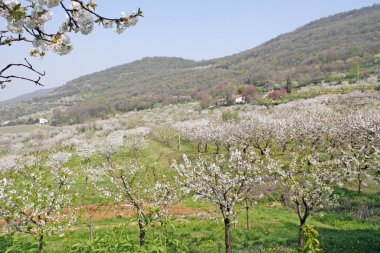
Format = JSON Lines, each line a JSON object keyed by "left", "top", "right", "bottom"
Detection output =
{"left": 1, "top": 4, "right": 380, "bottom": 124}
{"left": 221, "top": 4, "right": 380, "bottom": 81}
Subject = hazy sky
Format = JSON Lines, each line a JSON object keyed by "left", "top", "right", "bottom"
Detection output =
{"left": 1, "top": 0, "right": 379, "bottom": 101}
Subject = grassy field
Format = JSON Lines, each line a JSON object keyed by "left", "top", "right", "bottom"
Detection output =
{"left": 9, "top": 201, "right": 380, "bottom": 252}
{"left": 2, "top": 138, "right": 379, "bottom": 253}
{"left": 0, "top": 124, "right": 52, "bottom": 134}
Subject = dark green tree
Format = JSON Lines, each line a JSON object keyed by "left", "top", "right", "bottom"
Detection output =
{"left": 286, "top": 76, "right": 292, "bottom": 93}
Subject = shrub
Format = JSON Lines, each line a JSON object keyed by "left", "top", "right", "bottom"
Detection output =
{"left": 0, "top": 234, "right": 13, "bottom": 252}
{"left": 273, "top": 84, "right": 282, "bottom": 90}
{"left": 268, "top": 89, "right": 287, "bottom": 100}
{"left": 222, "top": 110, "right": 239, "bottom": 122}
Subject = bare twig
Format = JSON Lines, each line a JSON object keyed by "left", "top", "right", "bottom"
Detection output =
{"left": 0, "top": 58, "right": 45, "bottom": 88}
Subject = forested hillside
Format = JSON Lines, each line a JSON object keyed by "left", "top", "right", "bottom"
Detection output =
{"left": 1, "top": 4, "right": 379, "bottom": 124}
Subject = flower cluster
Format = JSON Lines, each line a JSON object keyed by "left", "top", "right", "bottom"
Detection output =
{"left": 0, "top": 0, "right": 142, "bottom": 55}
{"left": 173, "top": 149, "right": 263, "bottom": 219}
{"left": 0, "top": 152, "right": 76, "bottom": 240}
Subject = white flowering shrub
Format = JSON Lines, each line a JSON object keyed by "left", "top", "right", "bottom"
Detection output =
{"left": 173, "top": 149, "right": 264, "bottom": 253}
{"left": 340, "top": 111, "right": 380, "bottom": 193}
{"left": 75, "top": 131, "right": 177, "bottom": 247}
{"left": 272, "top": 151, "right": 342, "bottom": 248}
{"left": 0, "top": 152, "right": 76, "bottom": 253}
{"left": 151, "top": 125, "right": 181, "bottom": 150}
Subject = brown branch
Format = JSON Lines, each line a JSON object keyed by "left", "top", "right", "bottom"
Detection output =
{"left": 0, "top": 58, "right": 45, "bottom": 88}
{"left": 71, "top": 0, "right": 143, "bottom": 22}
{"left": 60, "top": 2, "right": 80, "bottom": 30}
{"left": 0, "top": 31, "right": 33, "bottom": 46}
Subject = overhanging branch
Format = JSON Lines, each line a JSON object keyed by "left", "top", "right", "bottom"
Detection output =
{"left": 0, "top": 58, "right": 45, "bottom": 88}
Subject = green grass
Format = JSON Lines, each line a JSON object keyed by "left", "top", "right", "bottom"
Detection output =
{"left": 0, "top": 124, "right": 52, "bottom": 134}
{"left": 6, "top": 202, "right": 380, "bottom": 252}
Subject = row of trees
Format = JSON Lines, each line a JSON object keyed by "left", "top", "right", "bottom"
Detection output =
{"left": 154, "top": 92, "right": 380, "bottom": 251}
{"left": 170, "top": 109, "right": 380, "bottom": 250}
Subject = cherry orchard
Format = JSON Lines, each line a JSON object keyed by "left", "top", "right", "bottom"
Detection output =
{"left": 0, "top": 0, "right": 142, "bottom": 87}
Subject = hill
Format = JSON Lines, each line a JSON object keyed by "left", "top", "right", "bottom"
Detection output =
{"left": 216, "top": 4, "right": 380, "bottom": 83}
{"left": 1, "top": 4, "right": 379, "bottom": 124}
{"left": 0, "top": 88, "right": 56, "bottom": 106}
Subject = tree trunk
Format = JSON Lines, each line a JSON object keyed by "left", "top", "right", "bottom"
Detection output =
{"left": 151, "top": 166, "right": 158, "bottom": 184}
{"left": 296, "top": 198, "right": 310, "bottom": 249}
{"left": 138, "top": 219, "right": 145, "bottom": 246}
{"left": 224, "top": 217, "right": 233, "bottom": 253}
{"left": 204, "top": 143, "right": 208, "bottom": 153}
{"left": 225, "top": 144, "right": 230, "bottom": 156}
{"left": 358, "top": 174, "right": 362, "bottom": 194}
{"left": 297, "top": 220, "right": 305, "bottom": 248}
{"left": 245, "top": 206, "right": 249, "bottom": 229}
{"left": 216, "top": 144, "right": 220, "bottom": 154}
{"left": 89, "top": 215, "right": 94, "bottom": 241}
{"left": 39, "top": 234, "right": 44, "bottom": 253}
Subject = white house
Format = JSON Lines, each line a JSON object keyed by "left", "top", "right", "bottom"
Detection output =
{"left": 39, "top": 118, "right": 49, "bottom": 125}
{"left": 375, "top": 64, "right": 380, "bottom": 74}
{"left": 234, "top": 95, "right": 245, "bottom": 104}
{"left": 2, "top": 120, "right": 10, "bottom": 126}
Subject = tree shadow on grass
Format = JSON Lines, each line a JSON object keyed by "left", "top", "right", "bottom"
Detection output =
{"left": 279, "top": 221, "right": 380, "bottom": 253}
{"left": 232, "top": 221, "right": 299, "bottom": 252}
{"left": 318, "top": 226, "right": 380, "bottom": 253}
{"left": 333, "top": 187, "right": 380, "bottom": 209}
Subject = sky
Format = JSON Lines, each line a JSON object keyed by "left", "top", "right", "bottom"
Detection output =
{"left": 1, "top": 0, "right": 380, "bottom": 101}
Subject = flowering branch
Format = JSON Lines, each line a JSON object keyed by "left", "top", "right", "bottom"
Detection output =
{"left": 0, "top": 0, "right": 142, "bottom": 87}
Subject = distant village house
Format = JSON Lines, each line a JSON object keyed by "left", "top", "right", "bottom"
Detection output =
{"left": 375, "top": 64, "right": 380, "bottom": 74}
{"left": 39, "top": 118, "right": 49, "bottom": 125}
{"left": 234, "top": 95, "right": 245, "bottom": 104}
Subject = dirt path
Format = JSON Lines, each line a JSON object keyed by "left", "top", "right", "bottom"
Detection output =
{"left": 74, "top": 204, "right": 208, "bottom": 221}
{"left": 65, "top": 204, "right": 211, "bottom": 231}
{"left": 0, "top": 204, "right": 211, "bottom": 233}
